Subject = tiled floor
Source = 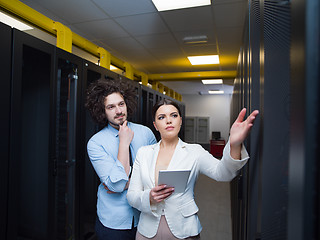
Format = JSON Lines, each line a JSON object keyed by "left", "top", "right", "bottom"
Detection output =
{"left": 194, "top": 174, "right": 232, "bottom": 240}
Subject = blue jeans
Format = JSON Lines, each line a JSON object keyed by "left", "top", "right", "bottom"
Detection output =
{"left": 95, "top": 218, "right": 137, "bottom": 240}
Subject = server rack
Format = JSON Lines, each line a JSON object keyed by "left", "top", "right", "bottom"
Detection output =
{"left": 8, "top": 28, "right": 55, "bottom": 240}
{"left": 288, "top": 0, "right": 320, "bottom": 239}
{"left": 140, "top": 85, "right": 160, "bottom": 140}
{"left": 54, "top": 48, "right": 83, "bottom": 240}
{"left": 78, "top": 60, "right": 110, "bottom": 240}
{"left": 0, "top": 22, "right": 12, "bottom": 240}
{"left": 231, "top": 0, "right": 319, "bottom": 239}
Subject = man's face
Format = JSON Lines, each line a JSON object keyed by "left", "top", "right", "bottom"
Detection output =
{"left": 104, "top": 92, "right": 127, "bottom": 129}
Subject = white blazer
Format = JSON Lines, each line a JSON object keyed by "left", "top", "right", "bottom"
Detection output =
{"left": 127, "top": 139, "right": 249, "bottom": 239}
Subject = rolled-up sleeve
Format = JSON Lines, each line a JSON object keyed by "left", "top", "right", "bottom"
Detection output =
{"left": 87, "top": 139, "right": 128, "bottom": 192}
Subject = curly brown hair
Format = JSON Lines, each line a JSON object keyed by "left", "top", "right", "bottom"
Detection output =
{"left": 85, "top": 78, "right": 137, "bottom": 126}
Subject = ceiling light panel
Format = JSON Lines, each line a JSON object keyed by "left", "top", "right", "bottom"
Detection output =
{"left": 0, "top": 11, "right": 33, "bottom": 31}
{"left": 152, "top": 0, "right": 211, "bottom": 12}
{"left": 183, "top": 35, "right": 208, "bottom": 44}
{"left": 208, "top": 90, "right": 224, "bottom": 94}
{"left": 110, "top": 65, "right": 118, "bottom": 70}
{"left": 202, "top": 79, "right": 223, "bottom": 84}
{"left": 188, "top": 55, "right": 219, "bottom": 65}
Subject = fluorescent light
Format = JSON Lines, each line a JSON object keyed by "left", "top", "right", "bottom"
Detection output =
{"left": 110, "top": 65, "right": 118, "bottom": 70}
{"left": 0, "top": 11, "right": 33, "bottom": 31}
{"left": 152, "top": 0, "right": 211, "bottom": 11}
{"left": 183, "top": 35, "right": 208, "bottom": 44}
{"left": 208, "top": 90, "right": 224, "bottom": 94}
{"left": 202, "top": 79, "right": 223, "bottom": 84}
{"left": 188, "top": 55, "right": 219, "bottom": 65}
{"left": 139, "top": 82, "right": 152, "bottom": 88}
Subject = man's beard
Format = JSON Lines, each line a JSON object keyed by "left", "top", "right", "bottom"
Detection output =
{"left": 109, "top": 114, "right": 126, "bottom": 128}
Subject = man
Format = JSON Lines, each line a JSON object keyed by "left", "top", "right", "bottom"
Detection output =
{"left": 85, "top": 79, "right": 157, "bottom": 240}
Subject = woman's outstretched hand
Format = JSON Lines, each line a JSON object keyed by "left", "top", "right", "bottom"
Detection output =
{"left": 229, "top": 108, "right": 259, "bottom": 159}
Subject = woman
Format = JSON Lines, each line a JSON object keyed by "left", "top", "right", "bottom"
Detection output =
{"left": 127, "top": 99, "right": 259, "bottom": 239}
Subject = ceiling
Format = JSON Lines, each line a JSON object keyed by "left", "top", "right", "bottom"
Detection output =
{"left": 19, "top": 0, "right": 247, "bottom": 96}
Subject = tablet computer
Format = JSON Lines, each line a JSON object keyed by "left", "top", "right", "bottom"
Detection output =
{"left": 158, "top": 169, "right": 191, "bottom": 193}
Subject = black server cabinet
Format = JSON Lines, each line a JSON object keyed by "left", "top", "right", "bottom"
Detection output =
{"left": 8, "top": 29, "right": 55, "bottom": 240}
{"left": 230, "top": 46, "right": 248, "bottom": 240}
{"left": 231, "top": 0, "right": 291, "bottom": 239}
{"left": 246, "top": 0, "right": 263, "bottom": 238}
{"left": 79, "top": 60, "right": 111, "bottom": 239}
{"left": 260, "top": 1, "right": 291, "bottom": 238}
{"left": 54, "top": 48, "right": 83, "bottom": 240}
{"left": 178, "top": 103, "right": 186, "bottom": 141}
{"left": 232, "top": 1, "right": 264, "bottom": 239}
{"left": 0, "top": 22, "right": 12, "bottom": 240}
{"left": 288, "top": 0, "right": 320, "bottom": 239}
{"left": 140, "top": 85, "right": 158, "bottom": 140}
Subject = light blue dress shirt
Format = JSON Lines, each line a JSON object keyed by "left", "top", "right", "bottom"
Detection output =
{"left": 87, "top": 122, "right": 157, "bottom": 229}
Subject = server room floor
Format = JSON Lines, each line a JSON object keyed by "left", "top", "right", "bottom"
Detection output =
{"left": 195, "top": 175, "right": 232, "bottom": 240}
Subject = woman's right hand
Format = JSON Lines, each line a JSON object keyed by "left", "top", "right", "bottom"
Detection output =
{"left": 149, "top": 185, "right": 174, "bottom": 204}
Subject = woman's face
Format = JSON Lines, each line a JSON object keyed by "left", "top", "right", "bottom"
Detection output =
{"left": 153, "top": 104, "right": 182, "bottom": 139}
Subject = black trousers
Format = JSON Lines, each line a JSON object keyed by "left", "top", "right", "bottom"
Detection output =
{"left": 95, "top": 218, "right": 137, "bottom": 240}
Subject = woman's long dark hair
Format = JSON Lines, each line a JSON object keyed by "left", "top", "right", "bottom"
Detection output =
{"left": 152, "top": 99, "right": 182, "bottom": 121}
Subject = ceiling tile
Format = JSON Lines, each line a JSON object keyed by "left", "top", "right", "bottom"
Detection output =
{"left": 20, "top": 0, "right": 66, "bottom": 23}
{"left": 73, "top": 19, "right": 129, "bottom": 40}
{"left": 135, "top": 33, "right": 179, "bottom": 49}
{"left": 181, "top": 44, "right": 218, "bottom": 56}
{"left": 212, "top": 0, "right": 246, "bottom": 5}
{"left": 21, "top": 0, "right": 108, "bottom": 24}
{"left": 213, "top": 2, "right": 246, "bottom": 28}
{"left": 219, "top": 42, "right": 242, "bottom": 55}
{"left": 160, "top": 6, "right": 214, "bottom": 32}
{"left": 148, "top": 47, "right": 186, "bottom": 59}
{"left": 68, "top": 25, "right": 96, "bottom": 41}
{"left": 102, "top": 37, "right": 144, "bottom": 52}
{"left": 92, "top": 0, "right": 157, "bottom": 17}
{"left": 114, "top": 13, "right": 169, "bottom": 36}
{"left": 216, "top": 26, "right": 243, "bottom": 44}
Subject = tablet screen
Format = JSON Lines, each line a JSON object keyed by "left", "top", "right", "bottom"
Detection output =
{"left": 158, "top": 169, "right": 191, "bottom": 193}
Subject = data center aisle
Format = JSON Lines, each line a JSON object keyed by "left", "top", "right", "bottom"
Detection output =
{"left": 195, "top": 175, "right": 232, "bottom": 240}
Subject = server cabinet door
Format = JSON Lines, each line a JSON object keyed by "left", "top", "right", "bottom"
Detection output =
{"left": 261, "top": 1, "right": 291, "bottom": 238}
{"left": 140, "top": 85, "right": 159, "bottom": 139}
{"left": 9, "top": 29, "right": 55, "bottom": 240}
{"left": 79, "top": 61, "right": 109, "bottom": 239}
{"left": 54, "top": 49, "right": 83, "bottom": 240}
{"left": 0, "top": 22, "right": 12, "bottom": 240}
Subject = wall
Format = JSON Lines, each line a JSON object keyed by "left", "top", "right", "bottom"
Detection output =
{"left": 182, "top": 93, "right": 233, "bottom": 142}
